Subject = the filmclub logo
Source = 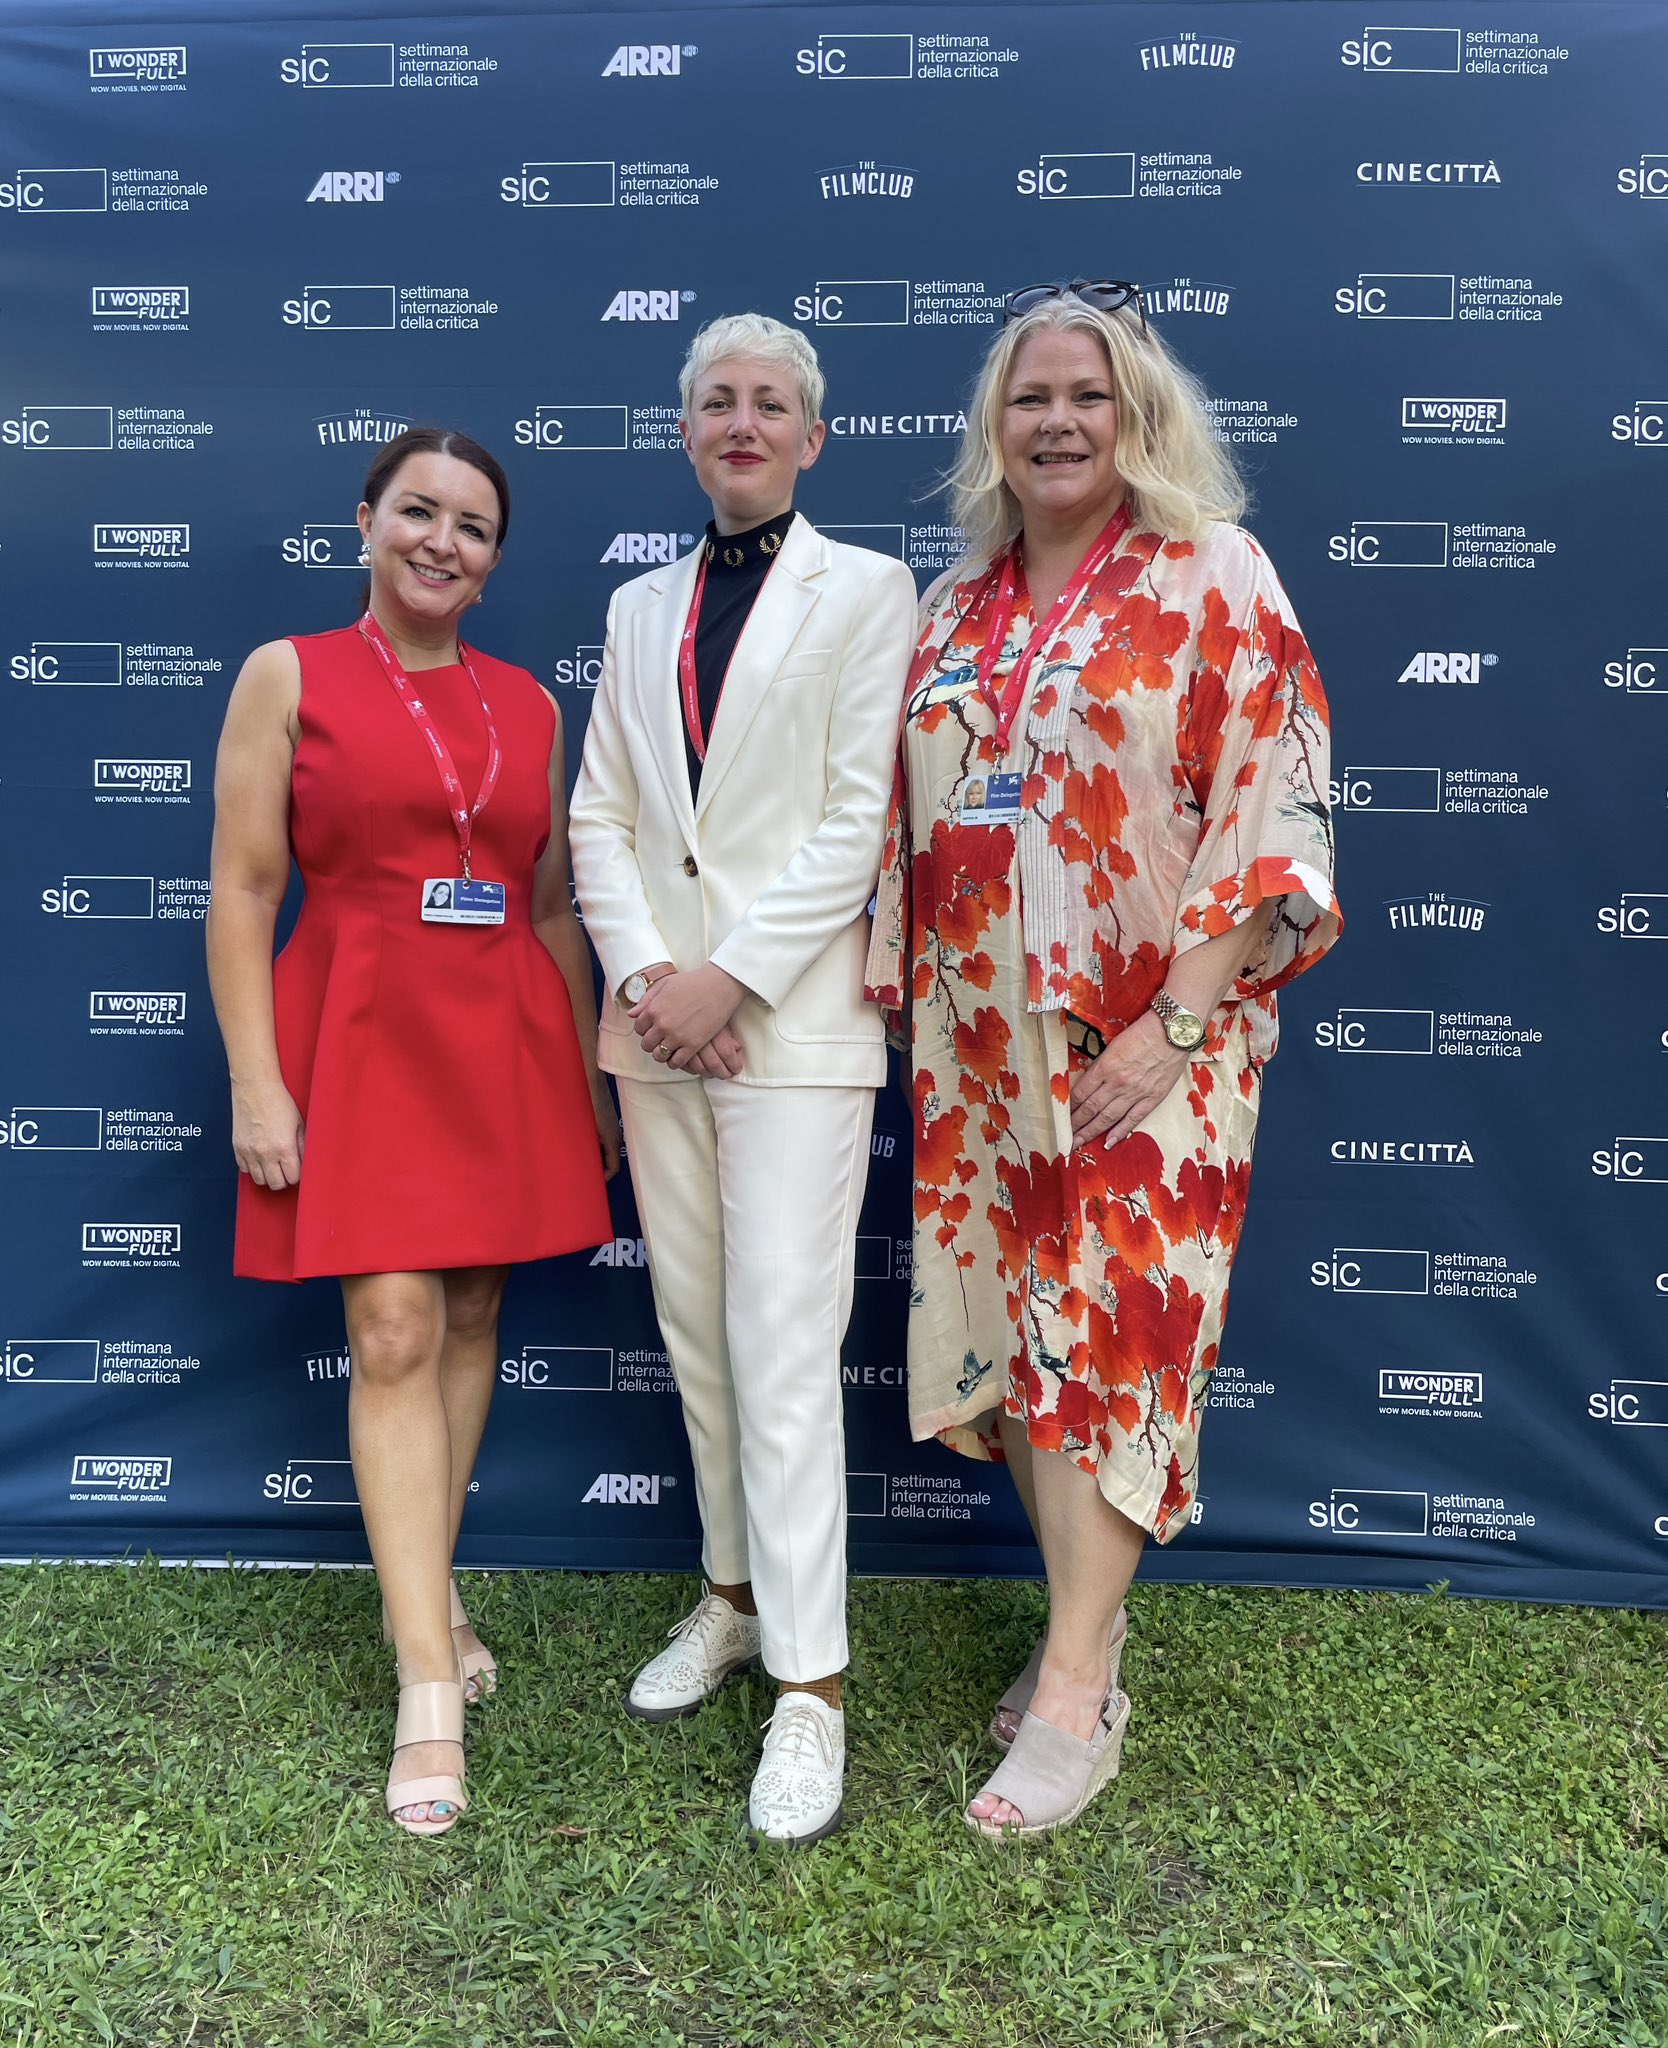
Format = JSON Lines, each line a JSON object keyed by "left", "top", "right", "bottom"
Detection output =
{"left": 819, "top": 163, "right": 916, "bottom": 200}
{"left": 1336, "top": 273, "right": 1456, "bottom": 320}
{"left": 281, "top": 524, "right": 362, "bottom": 570}
{"left": 581, "top": 1472, "right": 673, "bottom": 1503}
{"left": 0, "top": 1107, "right": 104, "bottom": 1152}
{"left": 500, "top": 1344, "right": 615, "bottom": 1390}
{"left": 1314, "top": 1008, "right": 1435, "bottom": 1054}
{"left": 11, "top": 640, "right": 123, "bottom": 685}
{"left": 1399, "top": 650, "right": 1495, "bottom": 684}
{"left": 1603, "top": 648, "right": 1667, "bottom": 694}
{"left": 280, "top": 44, "right": 396, "bottom": 88}
{"left": 1, "top": 168, "right": 109, "bottom": 213}
{"left": 313, "top": 409, "right": 411, "bottom": 449}
{"left": 600, "top": 532, "right": 694, "bottom": 564}
{"left": 1140, "top": 32, "right": 1236, "bottom": 70}
{"left": 794, "top": 281, "right": 913, "bottom": 327}
{"left": 797, "top": 33, "right": 915, "bottom": 78}
{"left": 1589, "top": 1378, "right": 1668, "bottom": 1427}
{"left": 81, "top": 1224, "right": 182, "bottom": 1261}
{"left": 1145, "top": 278, "right": 1233, "bottom": 318}
{"left": 306, "top": 171, "right": 398, "bottom": 203}
{"left": 500, "top": 162, "right": 617, "bottom": 208}
{"left": 1386, "top": 890, "right": 1489, "bottom": 933}
{"left": 92, "top": 285, "right": 188, "bottom": 320}
{"left": 1308, "top": 1488, "right": 1431, "bottom": 1536}
{"left": 1017, "top": 152, "right": 1135, "bottom": 200}
{"left": 90, "top": 45, "right": 186, "bottom": 82}
{"left": 1617, "top": 154, "right": 1668, "bottom": 197}
{"left": 92, "top": 523, "right": 188, "bottom": 559}
{"left": 3, "top": 405, "right": 114, "bottom": 450}
{"left": 263, "top": 1458, "right": 357, "bottom": 1503}
{"left": 1402, "top": 396, "right": 1507, "bottom": 437}
{"left": 1342, "top": 26, "right": 1461, "bottom": 71}
{"left": 513, "top": 406, "right": 630, "bottom": 451}
{"left": 1612, "top": 401, "right": 1668, "bottom": 445}
{"left": 602, "top": 44, "right": 695, "bottom": 76}
{"left": 1597, "top": 893, "right": 1667, "bottom": 938}
{"left": 41, "top": 875, "right": 156, "bottom": 918}
{"left": 71, "top": 1453, "right": 171, "bottom": 1492}
{"left": 282, "top": 285, "right": 397, "bottom": 329}
{"left": 3, "top": 1338, "right": 102, "bottom": 1383}
{"left": 1328, "top": 522, "right": 1449, "bottom": 567}
{"left": 602, "top": 289, "right": 694, "bottom": 321}
{"left": 1311, "top": 1249, "right": 1430, "bottom": 1295}
{"left": 1592, "top": 1138, "right": 1668, "bottom": 1183}
{"left": 1329, "top": 767, "right": 1441, "bottom": 813}
{"left": 94, "top": 757, "right": 191, "bottom": 796}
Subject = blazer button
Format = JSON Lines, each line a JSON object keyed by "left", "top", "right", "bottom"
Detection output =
{"left": 682, "top": 855, "right": 699, "bottom": 877}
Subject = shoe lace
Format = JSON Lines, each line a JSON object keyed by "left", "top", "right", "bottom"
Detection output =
{"left": 761, "top": 1698, "right": 834, "bottom": 1769}
{"left": 666, "top": 1591, "right": 733, "bottom": 1651}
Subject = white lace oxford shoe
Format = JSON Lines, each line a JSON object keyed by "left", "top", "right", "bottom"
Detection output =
{"left": 748, "top": 1691, "right": 846, "bottom": 1844}
{"left": 625, "top": 1586, "right": 762, "bottom": 1721}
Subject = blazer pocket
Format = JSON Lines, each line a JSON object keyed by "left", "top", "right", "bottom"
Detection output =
{"left": 774, "top": 652, "right": 835, "bottom": 684}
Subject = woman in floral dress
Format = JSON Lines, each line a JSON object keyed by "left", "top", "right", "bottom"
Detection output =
{"left": 866, "top": 282, "right": 1340, "bottom": 1836}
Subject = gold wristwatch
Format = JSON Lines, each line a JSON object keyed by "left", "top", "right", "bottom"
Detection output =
{"left": 1150, "top": 989, "right": 1206, "bottom": 1051}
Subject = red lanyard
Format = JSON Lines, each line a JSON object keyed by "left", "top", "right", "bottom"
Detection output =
{"left": 678, "top": 543, "right": 785, "bottom": 763}
{"left": 357, "top": 610, "right": 502, "bottom": 881}
{"left": 971, "top": 501, "right": 1135, "bottom": 753}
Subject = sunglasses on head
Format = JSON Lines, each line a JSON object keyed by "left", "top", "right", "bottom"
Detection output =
{"left": 1004, "top": 279, "right": 1147, "bottom": 334}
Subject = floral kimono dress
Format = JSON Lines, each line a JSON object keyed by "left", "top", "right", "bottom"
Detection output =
{"left": 865, "top": 513, "right": 1341, "bottom": 1540}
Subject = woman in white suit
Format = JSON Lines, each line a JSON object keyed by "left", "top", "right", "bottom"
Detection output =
{"left": 569, "top": 313, "right": 917, "bottom": 1844}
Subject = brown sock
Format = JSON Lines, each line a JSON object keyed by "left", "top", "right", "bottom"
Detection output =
{"left": 780, "top": 1674, "right": 842, "bottom": 1710}
{"left": 710, "top": 1580, "right": 757, "bottom": 1618}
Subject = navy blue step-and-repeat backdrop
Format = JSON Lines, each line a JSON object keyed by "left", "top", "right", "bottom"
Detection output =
{"left": 1, "top": 0, "right": 1663, "bottom": 1604}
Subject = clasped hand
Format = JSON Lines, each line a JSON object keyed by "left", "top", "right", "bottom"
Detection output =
{"left": 630, "top": 964, "right": 746, "bottom": 1078}
{"left": 1069, "top": 1013, "right": 1189, "bottom": 1148}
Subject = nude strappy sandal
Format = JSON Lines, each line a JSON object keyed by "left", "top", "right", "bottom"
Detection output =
{"left": 386, "top": 1665, "right": 468, "bottom": 1837}
{"left": 989, "top": 1606, "right": 1127, "bottom": 1752}
{"left": 381, "top": 1579, "right": 498, "bottom": 1703}
{"left": 966, "top": 1688, "right": 1131, "bottom": 1839}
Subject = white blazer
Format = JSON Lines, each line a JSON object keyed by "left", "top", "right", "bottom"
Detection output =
{"left": 570, "top": 516, "right": 918, "bottom": 1088}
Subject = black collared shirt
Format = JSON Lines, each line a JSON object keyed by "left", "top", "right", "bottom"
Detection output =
{"left": 683, "top": 509, "right": 796, "bottom": 797}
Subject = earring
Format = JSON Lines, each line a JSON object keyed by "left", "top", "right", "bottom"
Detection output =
{"left": 357, "top": 542, "right": 371, "bottom": 567}
{"left": 473, "top": 592, "right": 483, "bottom": 606}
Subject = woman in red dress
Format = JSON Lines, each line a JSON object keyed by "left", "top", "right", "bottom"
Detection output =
{"left": 207, "top": 427, "right": 617, "bottom": 1834}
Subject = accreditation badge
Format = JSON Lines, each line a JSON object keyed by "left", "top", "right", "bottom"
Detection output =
{"left": 420, "top": 878, "right": 506, "bottom": 925}
{"left": 959, "top": 771, "right": 1023, "bottom": 826}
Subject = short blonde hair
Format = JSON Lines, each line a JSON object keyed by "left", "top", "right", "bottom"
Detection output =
{"left": 678, "top": 313, "right": 826, "bottom": 428}
{"left": 948, "top": 295, "right": 1244, "bottom": 562}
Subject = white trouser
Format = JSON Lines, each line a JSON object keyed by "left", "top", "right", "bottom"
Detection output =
{"left": 617, "top": 1075, "right": 876, "bottom": 1682}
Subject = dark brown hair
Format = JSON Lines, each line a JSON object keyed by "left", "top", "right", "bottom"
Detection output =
{"left": 362, "top": 425, "right": 511, "bottom": 545}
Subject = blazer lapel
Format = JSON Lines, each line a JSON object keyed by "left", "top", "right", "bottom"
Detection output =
{"left": 695, "top": 516, "right": 826, "bottom": 820}
{"left": 632, "top": 548, "right": 701, "bottom": 849}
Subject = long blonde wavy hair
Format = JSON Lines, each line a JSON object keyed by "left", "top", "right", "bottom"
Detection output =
{"left": 947, "top": 294, "right": 1245, "bottom": 564}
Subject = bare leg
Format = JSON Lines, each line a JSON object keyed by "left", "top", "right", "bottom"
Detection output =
{"left": 344, "top": 1269, "right": 459, "bottom": 1823}
{"left": 997, "top": 1408, "right": 1042, "bottom": 1542}
{"left": 969, "top": 1444, "right": 1145, "bottom": 1830}
{"left": 437, "top": 1265, "right": 508, "bottom": 1688}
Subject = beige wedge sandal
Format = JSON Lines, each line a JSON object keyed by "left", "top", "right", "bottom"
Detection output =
{"left": 966, "top": 1687, "right": 1130, "bottom": 1839}
{"left": 988, "top": 1606, "right": 1127, "bottom": 1752}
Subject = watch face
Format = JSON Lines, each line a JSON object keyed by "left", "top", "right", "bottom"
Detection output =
{"left": 1167, "top": 1012, "right": 1206, "bottom": 1050}
{"left": 622, "top": 973, "right": 649, "bottom": 1005}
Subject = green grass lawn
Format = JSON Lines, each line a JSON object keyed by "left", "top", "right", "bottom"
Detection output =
{"left": 1, "top": 1565, "right": 1663, "bottom": 2047}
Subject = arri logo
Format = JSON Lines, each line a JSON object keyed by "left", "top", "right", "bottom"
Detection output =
{"left": 1596, "top": 894, "right": 1667, "bottom": 938}
{"left": 589, "top": 1237, "right": 648, "bottom": 1266}
{"left": 600, "top": 532, "right": 693, "bottom": 564}
{"left": 1399, "top": 650, "right": 1495, "bottom": 684}
{"left": 797, "top": 33, "right": 915, "bottom": 79}
{"left": 1612, "top": 401, "right": 1668, "bottom": 445}
{"left": 1617, "top": 154, "right": 1668, "bottom": 197}
{"left": 602, "top": 289, "right": 694, "bottom": 321}
{"left": 602, "top": 43, "right": 695, "bottom": 76}
{"left": 306, "top": 171, "right": 398, "bottom": 202}
{"left": 581, "top": 1472, "right": 670, "bottom": 1504}
{"left": 1341, "top": 26, "right": 1461, "bottom": 71}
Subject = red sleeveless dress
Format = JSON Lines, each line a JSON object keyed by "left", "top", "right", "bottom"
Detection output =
{"left": 234, "top": 625, "right": 611, "bottom": 1281}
